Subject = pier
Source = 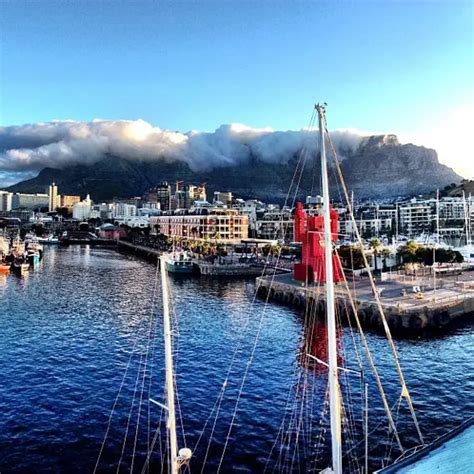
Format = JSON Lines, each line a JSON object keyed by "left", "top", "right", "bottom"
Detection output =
{"left": 117, "top": 240, "right": 163, "bottom": 263}
{"left": 117, "top": 240, "right": 285, "bottom": 277}
{"left": 256, "top": 272, "right": 474, "bottom": 332}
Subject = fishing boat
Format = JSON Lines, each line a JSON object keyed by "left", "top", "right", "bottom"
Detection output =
{"left": 25, "top": 234, "right": 44, "bottom": 260}
{"left": 0, "top": 262, "right": 10, "bottom": 273}
{"left": 0, "top": 236, "right": 10, "bottom": 273}
{"left": 11, "top": 260, "right": 30, "bottom": 276}
{"left": 164, "top": 251, "right": 194, "bottom": 274}
{"left": 37, "top": 235, "right": 59, "bottom": 245}
{"left": 27, "top": 249, "right": 40, "bottom": 267}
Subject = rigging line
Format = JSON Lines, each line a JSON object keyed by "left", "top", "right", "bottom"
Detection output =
{"left": 195, "top": 112, "right": 314, "bottom": 459}
{"left": 130, "top": 311, "right": 157, "bottom": 473}
{"left": 216, "top": 217, "right": 302, "bottom": 472}
{"left": 117, "top": 350, "right": 146, "bottom": 473}
{"left": 200, "top": 381, "right": 229, "bottom": 473}
{"left": 270, "top": 284, "right": 320, "bottom": 472}
{"left": 131, "top": 262, "right": 162, "bottom": 473}
{"left": 145, "top": 304, "right": 160, "bottom": 474}
{"left": 202, "top": 117, "right": 316, "bottom": 469}
{"left": 334, "top": 247, "right": 403, "bottom": 453}
{"left": 325, "top": 125, "right": 424, "bottom": 446}
{"left": 342, "top": 397, "right": 401, "bottom": 462}
{"left": 273, "top": 278, "right": 325, "bottom": 471}
{"left": 93, "top": 258, "right": 161, "bottom": 474}
{"left": 140, "top": 388, "right": 166, "bottom": 474}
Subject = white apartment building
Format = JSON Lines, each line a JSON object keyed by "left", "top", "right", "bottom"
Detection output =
{"left": 0, "top": 191, "right": 13, "bottom": 211}
{"left": 255, "top": 210, "right": 294, "bottom": 242}
{"left": 73, "top": 195, "right": 92, "bottom": 220}
{"left": 399, "top": 199, "right": 434, "bottom": 237}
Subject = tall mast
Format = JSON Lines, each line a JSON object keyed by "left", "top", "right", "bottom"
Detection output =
{"left": 436, "top": 189, "right": 440, "bottom": 245}
{"left": 317, "top": 103, "right": 342, "bottom": 474}
{"left": 463, "top": 191, "right": 471, "bottom": 249}
{"left": 160, "top": 256, "right": 179, "bottom": 474}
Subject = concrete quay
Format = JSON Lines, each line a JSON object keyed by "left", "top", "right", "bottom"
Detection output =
{"left": 117, "top": 241, "right": 283, "bottom": 277}
{"left": 256, "top": 273, "right": 474, "bottom": 332}
{"left": 117, "top": 240, "right": 162, "bottom": 263}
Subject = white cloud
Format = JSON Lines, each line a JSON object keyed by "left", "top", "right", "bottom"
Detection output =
{"left": 0, "top": 119, "right": 369, "bottom": 186}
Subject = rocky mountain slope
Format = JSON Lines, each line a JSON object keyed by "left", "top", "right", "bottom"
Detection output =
{"left": 8, "top": 135, "right": 461, "bottom": 202}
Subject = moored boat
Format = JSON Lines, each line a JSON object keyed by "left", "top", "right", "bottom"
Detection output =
{"left": 0, "top": 263, "right": 10, "bottom": 273}
{"left": 11, "top": 261, "right": 30, "bottom": 276}
{"left": 27, "top": 250, "right": 40, "bottom": 267}
{"left": 164, "top": 251, "right": 194, "bottom": 273}
{"left": 37, "top": 235, "right": 59, "bottom": 245}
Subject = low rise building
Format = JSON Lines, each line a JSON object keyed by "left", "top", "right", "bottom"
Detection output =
{"left": 256, "top": 209, "right": 294, "bottom": 242}
{"left": 149, "top": 208, "right": 248, "bottom": 243}
{"left": 73, "top": 195, "right": 92, "bottom": 220}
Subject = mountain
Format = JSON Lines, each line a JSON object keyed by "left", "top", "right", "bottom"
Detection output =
{"left": 8, "top": 135, "right": 461, "bottom": 202}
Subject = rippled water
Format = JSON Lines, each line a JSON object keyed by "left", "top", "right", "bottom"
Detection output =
{"left": 0, "top": 247, "right": 472, "bottom": 473}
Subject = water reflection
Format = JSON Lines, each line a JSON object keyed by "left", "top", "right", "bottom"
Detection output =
{"left": 0, "top": 247, "right": 472, "bottom": 473}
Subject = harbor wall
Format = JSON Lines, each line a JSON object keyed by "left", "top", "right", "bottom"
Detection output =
{"left": 256, "top": 276, "right": 474, "bottom": 333}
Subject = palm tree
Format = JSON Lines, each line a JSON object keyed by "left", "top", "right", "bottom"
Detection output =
{"left": 369, "top": 238, "right": 383, "bottom": 273}
{"left": 381, "top": 247, "right": 392, "bottom": 271}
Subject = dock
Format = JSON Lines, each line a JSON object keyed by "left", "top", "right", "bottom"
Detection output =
{"left": 117, "top": 241, "right": 283, "bottom": 277}
{"left": 117, "top": 240, "right": 163, "bottom": 263}
{"left": 256, "top": 272, "right": 474, "bottom": 332}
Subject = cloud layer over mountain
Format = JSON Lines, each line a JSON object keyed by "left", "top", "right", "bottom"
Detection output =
{"left": 0, "top": 119, "right": 368, "bottom": 186}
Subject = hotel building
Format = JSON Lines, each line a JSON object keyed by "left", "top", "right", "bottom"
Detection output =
{"left": 149, "top": 208, "right": 248, "bottom": 243}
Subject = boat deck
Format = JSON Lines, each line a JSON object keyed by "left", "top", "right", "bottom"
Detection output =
{"left": 376, "top": 418, "right": 473, "bottom": 473}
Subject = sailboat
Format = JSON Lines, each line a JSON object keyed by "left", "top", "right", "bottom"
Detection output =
{"left": 96, "top": 103, "right": 470, "bottom": 473}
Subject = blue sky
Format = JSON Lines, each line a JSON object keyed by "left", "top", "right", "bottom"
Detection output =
{"left": 0, "top": 0, "right": 473, "bottom": 176}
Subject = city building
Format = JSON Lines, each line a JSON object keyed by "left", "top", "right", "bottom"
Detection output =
{"left": 145, "top": 182, "right": 172, "bottom": 211}
{"left": 255, "top": 209, "right": 294, "bottom": 242}
{"left": 60, "top": 195, "right": 81, "bottom": 208}
{"left": 112, "top": 203, "right": 137, "bottom": 219}
{"left": 48, "top": 182, "right": 59, "bottom": 212}
{"left": 149, "top": 208, "right": 248, "bottom": 243}
{"left": 11, "top": 193, "right": 49, "bottom": 210}
{"left": 0, "top": 191, "right": 13, "bottom": 211}
{"left": 399, "top": 199, "right": 434, "bottom": 237}
{"left": 213, "top": 191, "right": 233, "bottom": 207}
{"left": 72, "top": 195, "right": 92, "bottom": 220}
{"left": 171, "top": 183, "right": 207, "bottom": 210}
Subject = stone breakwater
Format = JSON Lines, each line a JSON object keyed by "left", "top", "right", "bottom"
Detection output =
{"left": 256, "top": 273, "right": 474, "bottom": 333}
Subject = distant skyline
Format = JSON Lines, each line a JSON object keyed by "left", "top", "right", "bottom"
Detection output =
{"left": 0, "top": 0, "right": 473, "bottom": 181}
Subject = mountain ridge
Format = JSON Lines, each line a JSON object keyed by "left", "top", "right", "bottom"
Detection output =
{"left": 7, "top": 135, "right": 462, "bottom": 202}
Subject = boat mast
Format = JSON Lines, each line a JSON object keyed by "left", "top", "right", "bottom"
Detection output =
{"left": 463, "top": 191, "right": 471, "bottom": 250}
{"left": 317, "top": 103, "right": 342, "bottom": 474}
{"left": 160, "top": 255, "right": 179, "bottom": 474}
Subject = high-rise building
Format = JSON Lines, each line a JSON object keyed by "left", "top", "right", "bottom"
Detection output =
{"left": 48, "top": 182, "right": 59, "bottom": 212}
{"left": 0, "top": 191, "right": 13, "bottom": 211}
{"left": 12, "top": 193, "right": 49, "bottom": 210}
{"left": 145, "top": 182, "right": 172, "bottom": 211}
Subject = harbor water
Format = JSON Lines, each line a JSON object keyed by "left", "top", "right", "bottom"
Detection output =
{"left": 0, "top": 247, "right": 473, "bottom": 473}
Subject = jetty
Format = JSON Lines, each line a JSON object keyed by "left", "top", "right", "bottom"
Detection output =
{"left": 118, "top": 240, "right": 284, "bottom": 277}
{"left": 117, "top": 240, "right": 162, "bottom": 262}
{"left": 256, "top": 271, "right": 474, "bottom": 332}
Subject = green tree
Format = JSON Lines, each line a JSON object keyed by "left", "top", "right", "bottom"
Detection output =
{"left": 369, "top": 238, "right": 383, "bottom": 273}
{"left": 399, "top": 240, "right": 420, "bottom": 263}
